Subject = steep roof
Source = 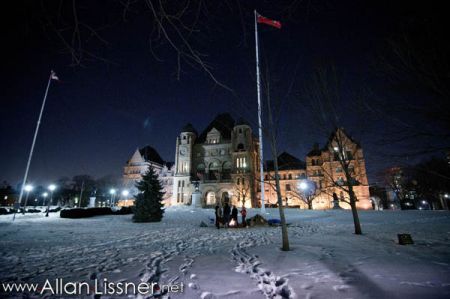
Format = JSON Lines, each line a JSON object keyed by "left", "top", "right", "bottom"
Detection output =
{"left": 235, "top": 117, "right": 250, "bottom": 126}
{"left": 139, "top": 146, "right": 165, "bottom": 165}
{"left": 307, "top": 143, "right": 322, "bottom": 157}
{"left": 265, "top": 152, "right": 306, "bottom": 171}
{"left": 323, "top": 128, "right": 361, "bottom": 150}
{"left": 196, "top": 113, "right": 235, "bottom": 143}
{"left": 181, "top": 123, "right": 197, "bottom": 135}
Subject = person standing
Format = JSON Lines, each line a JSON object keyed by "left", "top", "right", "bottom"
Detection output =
{"left": 223, "top": 203, "right": 231, "bottom": 227}
{"left": 231, "top": 205, "right": 238, "bottom": 226}
{"left": 240, "top": 206, "right": 247, "bottom": 227}
{"left": 215, "top": 205, "right": 222, "bottom": 229}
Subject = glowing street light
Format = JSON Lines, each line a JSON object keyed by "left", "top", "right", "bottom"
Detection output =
{"left": 46, "top": 184, "right": 56, "bottom": 217}
{"left": 109, "top": 189, "right": 116, "bottom": 207}
{"left": 122, "top": 190, "right": 129, "bottom": 197}
{"left": 22, "top": 184, "right": 33, "bottom": 214}
{"left": 299, "top": 181, "right": 308, "bottom": 190}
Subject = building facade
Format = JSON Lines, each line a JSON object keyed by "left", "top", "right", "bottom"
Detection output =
{"left": 122, "top": 146, "right": 174, "bottom": 206}
{"left": 172, "top": 113, "right": 260, "bottom": 208}
{"left": 122, "top": 118, "right": 372, "bottom": 210}
{"left": 304, "top": 128, "right": 372, "bottom": 209}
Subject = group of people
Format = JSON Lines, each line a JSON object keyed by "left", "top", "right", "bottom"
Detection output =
{"left": 214, "top": 203, "right": 247, "bottom": 229}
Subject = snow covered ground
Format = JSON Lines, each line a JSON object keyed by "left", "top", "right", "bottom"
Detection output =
{"left": 1, "top": 207, "right": 450, "bottom": 298}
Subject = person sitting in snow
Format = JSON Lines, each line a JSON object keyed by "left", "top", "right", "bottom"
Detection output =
{"left": 215, "top": 205, "right": 222, "bottom": 229}
{"left": 240, "top": 206, "right": 247, "bottom": 227}
{"left": 231, "top": 205, "right": 238, "bottom": 226}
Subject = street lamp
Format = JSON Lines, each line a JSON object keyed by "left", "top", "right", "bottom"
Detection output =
{"left": 46, "top": 184, "right": 56, "bottom": 217}
{"left": 42, "top": 192, "right": 48, "bottom": 207}
{"left": 109, "top": 188, "right": 116, "bottom": 207}
{"left": 298, "top": 180, "right": 315, "bottom": 210}
{"left": 22, "top": 184, "right": 33, "bottom": 214}
{"left": 121, "top": 190, "right": 129, "bottom": 206}
{"left": 299, "top": 181, "right": 308, "bottom": 190}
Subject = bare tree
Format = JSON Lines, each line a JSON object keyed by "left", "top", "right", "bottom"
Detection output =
{"left": 263, "top": 69, "right": 290, "bottom": 250}
{"left": 288, "top": 179, "right": 316, "bottom": 210}
{"left": 375, "top": 12, "right": 450, "bottom": 157}
{"left": 299, "top": 63, "right": 374, "bottom": 235}
{"left": 233, "top": 175, "right": 251, "bottom": 207}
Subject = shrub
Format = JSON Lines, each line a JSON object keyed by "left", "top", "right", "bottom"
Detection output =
{"left": 60, "top": 207, "right": 112, "bottom": 218}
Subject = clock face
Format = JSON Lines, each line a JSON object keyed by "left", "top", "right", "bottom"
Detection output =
{"left": 179, "top": 147, "right": 187, "bottom": 156}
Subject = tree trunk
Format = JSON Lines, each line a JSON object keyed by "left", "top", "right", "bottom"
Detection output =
{"left": 266, "top": 80, "right": 290, "bottom": 251}
{"left": 348, "top": 186, "right": 362, "bottom": 234}
{"left": 308, "top": 201, "right": 313, "bottom": 210}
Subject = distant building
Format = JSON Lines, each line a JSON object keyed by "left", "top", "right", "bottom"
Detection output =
{"left": 122, "top": 117, "right": 372, "bottom": 210}
{"left": 263, "top": 152, "right": 308, "bottom": 208}
{"left": 172, "top": 113, "right": 260, "bottom": 208}
{"left": 122, "top": 146, "right": 174, "bottom": 206}
{"left": 0, "top": 184, "right": 17, "bottom": 207}
{"left": 305, "top": 128, "right": 372, "bottom": 210}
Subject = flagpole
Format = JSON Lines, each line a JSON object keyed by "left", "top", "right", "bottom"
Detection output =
{"left": 14, "top": 71, "right": 54, "bottom": 220}
{"left": 254, "top": 10, "right": 266, "bottom": 214}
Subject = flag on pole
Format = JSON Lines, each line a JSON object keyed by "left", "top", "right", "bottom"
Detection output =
{"left": 257, "top": 14, "right": 281, "bottom": 29}
{"left": 51, "top": 70, "right": 59, "bottom": 81}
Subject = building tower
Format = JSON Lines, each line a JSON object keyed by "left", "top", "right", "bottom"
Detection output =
{"left": 172, "top": 123, "right": 197, "bottom": 205}
{"left": 231, "top": 118, "right": 259, "bottom": 207}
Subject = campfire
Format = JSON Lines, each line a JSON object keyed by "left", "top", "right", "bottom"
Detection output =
{"left": 229, "top": 219, "right": 237, "bottom": 227}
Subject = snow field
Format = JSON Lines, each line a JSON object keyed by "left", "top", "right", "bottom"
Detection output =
{"left": 0, "top": 207, "right": 449, "bottom": 298}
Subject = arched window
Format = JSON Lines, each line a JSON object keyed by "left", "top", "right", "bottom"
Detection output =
{"left": 208, "top": 161, "right": 219, "bottom": 181}
{"left": 196, "top": 164, "right": 206, "bottom": 180}
{"left": 237, "top": 143, "right": 245, "bottom": 151}
{"left": 288, "top": 174, "right": 292, "bottom": 180}
{"left": 206, "top": 192, "right": 216, "bottom": 205}
{"left": 237, "top": 178, "right": 240, "bottom": 185}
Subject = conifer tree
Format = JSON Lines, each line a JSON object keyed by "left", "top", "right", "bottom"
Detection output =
{"left": 133, "top": 166, "right": 164, "bottom": 222}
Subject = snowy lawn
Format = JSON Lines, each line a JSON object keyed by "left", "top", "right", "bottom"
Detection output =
{"left": 0, "top": 207, "right": 449, "bottom": 298}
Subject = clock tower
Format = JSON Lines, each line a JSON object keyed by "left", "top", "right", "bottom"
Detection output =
{"left": 172, "top": 123, "right": 197, "bottom": 205}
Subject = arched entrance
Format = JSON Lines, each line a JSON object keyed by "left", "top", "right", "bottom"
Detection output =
{"left": 221, "top": 192, "right": 230, "bottom": 205}
{"left": 206, "top": 191, "right": 216, "bottom": 206}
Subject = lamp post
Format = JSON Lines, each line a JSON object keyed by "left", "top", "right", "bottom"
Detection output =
{"left": 46, "top": 184, "right": 56, "bottom": 217}
{"left": 109, "top": 189, "right": 116, "bottom": 207}
{"left": 42, "top": 192, "right": 48, "bottom": 208}
{"left": 22, "top": 184, "right": 33, "bottom": 214}
{"left": 121, "top": 190, "right": 129, "bottom": 206}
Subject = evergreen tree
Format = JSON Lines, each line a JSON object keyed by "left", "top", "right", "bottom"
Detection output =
{"left": 133, "top": 166, "right": 164, "bottom": 222}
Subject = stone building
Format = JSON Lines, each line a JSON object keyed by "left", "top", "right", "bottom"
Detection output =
{"left": 122, "top": 146, "right": 174, "bottom": 206}
{"left": 263, "top": 152, "right": 308, "bottom": 208}
{"left": 305, "top": 128, "right": 372, "bottom": 209}
{"left": 122, "top": 118, "right": 371, "bottom": 210}
{"left": 172, "top": 113, "right": 260, "bottom": 208}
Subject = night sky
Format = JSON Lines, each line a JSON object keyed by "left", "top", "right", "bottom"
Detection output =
{"left": 1, "top": 0, "right": 447, "bottom": 187}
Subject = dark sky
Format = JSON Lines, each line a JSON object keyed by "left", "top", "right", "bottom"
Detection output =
{"left": 1, "top": 0, "right": 447, "bottom": 187}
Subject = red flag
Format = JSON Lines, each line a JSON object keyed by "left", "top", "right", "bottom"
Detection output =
{"left": 257, "top": 14, "right": 281, "bottom": 29}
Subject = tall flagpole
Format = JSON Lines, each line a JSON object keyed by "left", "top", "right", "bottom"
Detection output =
{"left": 14, "top": 70, "right": 55, "bottom": 220}
{"left": 254, "top": 10, "right": 266, "bottom": 214}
